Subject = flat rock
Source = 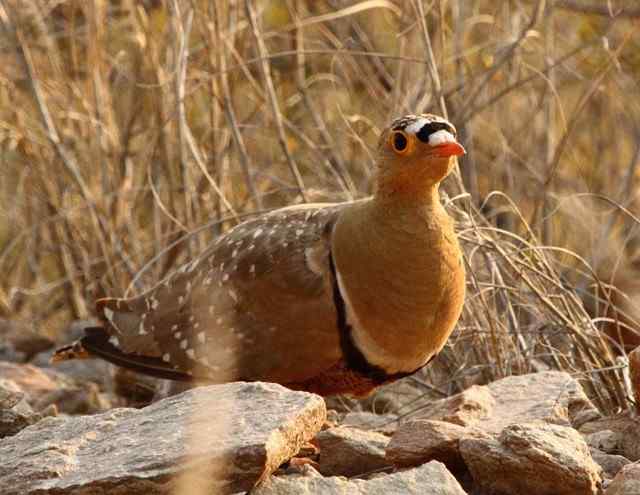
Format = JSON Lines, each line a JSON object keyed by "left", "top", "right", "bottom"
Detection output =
{"left": 460, "top": 422, "right": 601, "bottom": 495}
{"left": 604, "top": 462, "right": 640, "bottom": 494}
{"left": 589, "top": 448, "right": 630, "bottom": 480}
{"left": 251, "top": 461, "right": 468, "bottom": 495}
{"left": 316, "top": 426, "right": 391, "bottom": 477}
{"left": 579, "top": 414, "right": 640, "bottom": 461}
{"left": 386, "top": 419, "right": 485, "bottom": 470}
{"left": 0, "top": 382, "right": 326, "bottom": 494}
{"left": 414, "top": 372, "right": 599, "bottom": 434}
{"left": 340, "top": 411, "right": 398, "bottom": 435}
{"left": 0, "top": 378, "right": 42, "bottom": 438}
{"left": 0, "top": 361, "right": 110, "bottom": 414}
{"left": 0, "top": 318, "right": 53, "bottom": 361}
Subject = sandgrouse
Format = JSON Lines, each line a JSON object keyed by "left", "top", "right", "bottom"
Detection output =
{"left": 53, "top": 114, "right": 466, "bottom": 397}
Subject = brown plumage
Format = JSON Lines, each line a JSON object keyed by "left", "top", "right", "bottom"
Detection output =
{"left": 53, "top": 113, "right": 467, "bottom": 396}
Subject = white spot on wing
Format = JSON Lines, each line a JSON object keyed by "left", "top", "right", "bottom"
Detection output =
{"left": 162, "top": 353, "right": 170, "bottom": 362}
{"left": 197, "top": 332, "right": 206, "bottom": 344}
{"left": 186, "top": 349, "right": 195, "bottom": 359}
{"left": 180, "top": 339, "right": 188, "bottom": 349}
{"left": 109, "top": 335, "right": 120, "bottom": 347}
{"left": 253, "top": 228, "right": 263, "bottom": 239}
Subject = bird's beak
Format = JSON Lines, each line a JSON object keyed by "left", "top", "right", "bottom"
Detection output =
{"left": 432, "top": 141, "right": 466, "bottom": 158}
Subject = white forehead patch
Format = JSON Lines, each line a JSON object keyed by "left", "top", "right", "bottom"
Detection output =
{"left": 428, "top": 129, "right": 456, "bottom": 147}
{"left": 404, "top": 117, "right": 430, "bottom": 135}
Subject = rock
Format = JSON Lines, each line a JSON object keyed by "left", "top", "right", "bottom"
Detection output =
{"left": 0, "top": 379, "right": 42, "bottom": 438}
{"left": 0, "top": 318, "right": 53, "bottom": 362}
{"left": 580, "top": 414, "right": 640, "bottom": 461}
{"left": 340, "top": 411, "right": 398, "bottom": 435}
{"left": 0, "top": 361, "right": 111, "bottom": 414}
{"left": 586, "top": 430, "right": 622, "bottom": 455}
{"left": 590, "top": 448, "right": 631, "bottom": 480}
{"left": 315, "top": 426, "right": 391, "bottom": 477}
{"left": 0, "top": 382, "right": 325, "bottom": 495}
{"left": 408, "top": 384, "right": 494, "bottom": 427}
{"left": 414, "top": 372, "right": 599, "bottom": 434}
{"left": 460, "top": 422, "right": 601, "bottom": 495}
{"left": 386, "top": 419, "right": 485, "bottom": 470}
{"left": 252, "top": 461, "right": 468, "bottom": 494}
{"left": 604, "top": 462, "right": 640, "bottom": 494}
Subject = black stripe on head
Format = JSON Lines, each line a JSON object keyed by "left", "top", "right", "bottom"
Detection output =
{"left": 416, "top": 122, "right": 456, "bottom": 143}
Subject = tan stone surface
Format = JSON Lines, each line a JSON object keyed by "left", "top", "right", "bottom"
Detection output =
{"left": 0, "top": 382, "right": 326, "bottom": 494}
{"left": 316, "top": 426, "right": 391, "bottom": 477}
{"left": 604, "top": 462, "right": 640, "bottom": 495}
{"left": 252, "top": 461, "right": 468, "bottom": 495}
{"left": 386, "top": 419, "right": 485, "bottom": 470}
{"left": 460, "top": 422, "right": 601, "bottom": 495}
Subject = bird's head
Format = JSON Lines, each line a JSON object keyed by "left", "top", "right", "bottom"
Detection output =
{"left": 375, "top": 114, "right": 465, "bottom": 199}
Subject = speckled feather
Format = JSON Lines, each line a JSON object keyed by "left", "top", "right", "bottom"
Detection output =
{"left": 98, "top": 203, "right": 349, "bottom": 384}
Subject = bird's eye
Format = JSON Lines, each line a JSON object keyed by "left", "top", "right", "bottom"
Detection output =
{"left": 391, "top": 131, "right": 409, "bottom": 154}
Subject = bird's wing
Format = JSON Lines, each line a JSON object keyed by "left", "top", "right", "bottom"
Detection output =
{"left": 95, "top": 202, "right": 354, "bottom": 384}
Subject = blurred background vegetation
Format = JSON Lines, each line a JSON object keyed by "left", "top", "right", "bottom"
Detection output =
{"left": 1, "top": 0, "right": 640, "bottom": 414}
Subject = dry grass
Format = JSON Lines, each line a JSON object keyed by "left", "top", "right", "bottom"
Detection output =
{"left": 1, "top": 0, "right": 640, "bottom": 414}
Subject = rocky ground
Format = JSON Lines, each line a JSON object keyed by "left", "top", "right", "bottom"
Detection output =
{"left": 1, "top": 319, "right": 640, "bottom": 494}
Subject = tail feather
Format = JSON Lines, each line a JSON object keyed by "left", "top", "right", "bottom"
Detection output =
{"left": 52, "top": 327, "right": 194, "bottom": 382}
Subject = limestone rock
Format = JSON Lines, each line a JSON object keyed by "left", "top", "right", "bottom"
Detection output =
{"left": 460, "top": 422, "right": 601, "bottom": 495}
{"left": 605, "top": 462, "right": 640, "bottom": 495}
{"left": 386, "top": 419, "right": 485, "bottom": 470}
{"left": 0, "top": 318, "right": 53, "bottom": 362}
{"left": 411, "top": 383, "right": 494, "bottom": 427}
{"left": 589, "top": 448, "right": 630, "bottom": 480}
{"left": 580, "top": 414, "right": 640, "bottom": 461}
{"left": 415, "top": 372, "right": 599, "bottom": 434}
{"left": 586, "top": 430, "right": 622, "bottom": 455}
{"left": 316, "top": 426, "right": 391, "bottom": 477}
{"left": 252, "top": 461, "right": 468, "bottom": 495}
{"left": 340, "top": 411, "right": 398, "bottom": 435}
{"left": 0, "top": 378, "right": 42, "bottom": 438}
{"left": 0, "top": 382, "right": 325, "bottom": 494}
{"left": 0, "top": 361, "right": 110, "bottom": 414}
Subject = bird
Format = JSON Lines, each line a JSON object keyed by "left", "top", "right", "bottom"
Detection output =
{"left": 52, "top": 113, "right": 467, "bottom": 397}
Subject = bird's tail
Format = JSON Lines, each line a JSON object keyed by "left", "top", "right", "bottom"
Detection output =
{"left": 51, "top": 296, "right": 195, "bottom": 381}
{"left": 51, "top": 326, "right": 194, "bottom": 381}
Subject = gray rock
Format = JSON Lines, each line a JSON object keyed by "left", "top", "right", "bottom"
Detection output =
{"left": 0, "top": 382, "right": 326, "bottom": 494}
{"left": 586, "top": 430, "right": 622, "bottom": 455}
{"left": 460, "top": 422, "right": 601, "bottom": 495}
{"left": 604, "top": 462, "right": 640, "bottom": 494}
{"left": 0, "top": 379, "right": 42, "bottom": 438}
{"left": 316, "top": 426, "right": 391, "bottom": 477}
{"left": 589, "top": 448, "right": 630, "bottom": 480}
{"left": 0, "top": 318, "right": 53, "bottom": 362}
{"left": 386, "top": 419, "right": 485, "bottom": 470}
{"left": 340, "top": 411, "right": 398, "bottom": 435}
{"left": 579, "top": 414, "right": 640, "bottom": 461}
{"left": 252, "top": 461, "right": 468, "bottom": 494}
{"left": 0, "top": 361, "right": 112, "bottom": 414}
{"left": 414, "top": 371, "right": 599, "bottom": 434}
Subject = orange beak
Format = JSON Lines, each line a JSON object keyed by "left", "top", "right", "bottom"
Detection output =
{"left": 433, "top": 141, "right": 466, "bottom": 158}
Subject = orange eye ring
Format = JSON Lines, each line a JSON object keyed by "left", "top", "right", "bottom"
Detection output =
{"left": 390, "top": 130, "right": 411, "bottom": 155}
